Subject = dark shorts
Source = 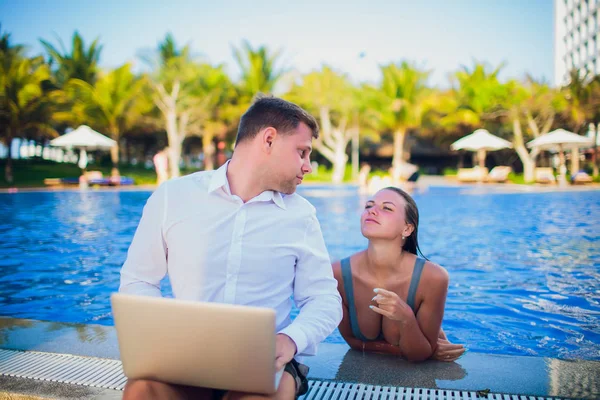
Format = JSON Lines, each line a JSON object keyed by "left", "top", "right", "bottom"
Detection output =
{"left": 213, "top": 359, "right": 309, "bottom": 399}
{"left": 285, "top": 358, "right": 310, "bottom": 397}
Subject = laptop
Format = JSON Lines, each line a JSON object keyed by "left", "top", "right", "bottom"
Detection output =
{"left": 111, "top": 293, "right": 284, "bottom": 394}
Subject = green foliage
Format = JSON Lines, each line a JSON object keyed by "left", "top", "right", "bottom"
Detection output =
{"left": 0, "top": 159, "right": 201, "bottom": 188}
{"left": 303, "top": 164, "right": 355, "bottom": 183}
{"left": 372, "top": 61, "right": 431, "bottom": 134}
{"left": 507, "top": 172, "right": 526, "bottom": 185}
{"left": 232, "top": 40, "right": 285, "bottom": 99}
{"left": 442, "top": 167, "right": 457, "bottom": 176}
{"left": 56, "top": 63, "right": 150, "bottom": 134}
{"left": 40, "top": 31, "right": 102, "bottom": 86}
{"left": 0, "top": 46, "right": 58, "bottom": 143}
{"left": 2, "top": 27, "right": 600, "bottom": 185}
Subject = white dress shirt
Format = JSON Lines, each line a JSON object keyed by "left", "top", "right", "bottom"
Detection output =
{"left": 119, "top": 161, "right": 342, "bottom": 357}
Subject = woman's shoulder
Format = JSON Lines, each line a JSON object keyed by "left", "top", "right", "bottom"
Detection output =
{"left": 332, "top": 251, "right": 364, "bottom": 278}
{"left": 421, "top": 259, "right": 449, "bottom": 287}
{"left": 332, "top": 259, "right": 342, "bottom": 280}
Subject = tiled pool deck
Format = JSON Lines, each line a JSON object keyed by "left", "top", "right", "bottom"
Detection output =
{"left": 0, "top": 317, "right": 598, "bottom": 399}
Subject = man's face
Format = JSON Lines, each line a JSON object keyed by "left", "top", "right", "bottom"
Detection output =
{"left": 269, "top": 122, "right": 314, "bottom": 194}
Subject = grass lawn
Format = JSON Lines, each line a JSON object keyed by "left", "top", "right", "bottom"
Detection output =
{"left": 0, "top": 160, "right": 363, "bottom": 188}
{"left": 12, "top": 160, "right": 595, "bottom": 188}
{"left": 0, "top": 160, "right": 167, "bottom": 188}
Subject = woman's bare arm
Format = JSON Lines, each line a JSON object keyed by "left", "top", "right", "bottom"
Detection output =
{"left": 333, "top": 261, "right": 403, "bottom": 356}
{"left": 371, "top": 264, "right": 449, "bottom": 362}
{"left": 402, "top": 264, "right": 449, "bottom": 361}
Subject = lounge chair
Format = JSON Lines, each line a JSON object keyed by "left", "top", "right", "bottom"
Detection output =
{"left": 534, "top": 167, "right": 556, "bottom": 184}
{"left": 44, "top": 170, "right": 134, "bottom": 187}
{"left": 457, "top": 166, "right": 488, "bottom": 182}
{"left": 571, "top": 171, "right": 594, "bottom": 185}
{"left": 486, "top": 166, "right": 512, "bottom": 183}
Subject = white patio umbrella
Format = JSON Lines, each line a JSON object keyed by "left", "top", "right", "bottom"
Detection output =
{"left": 527, "top": 128, "right": 593, "bottom": 184}
{"left": 50, "top": 125, "right": 116, "bottom": 170}
{"left": 451, "top": 129, "right": 512, "bottom": 169}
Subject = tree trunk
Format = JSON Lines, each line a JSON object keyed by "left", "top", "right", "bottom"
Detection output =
{"left": 351, "top": 122, "right": 359, "bottom": 181}
{"left": 154, "top": 81, "right": 182, "bottom": 179}
{"left": 120, "top": 138, "right": 128, "bottom": 164}
{"left": 4, "top": 136, "right": 13, "bottom": 184}
{"left": 477, "top": 149, "right": 487, "bottom": 169}
{"left": 168, "top": 138, "right": 182, "bottom": 178}
{"left": 593, "top": 124, "right": 599, "bottom": 178}
{"left": 166, "top": 110, "right": 181, "bottom": 178}
{"left": 512, "top": 118, "right": 536, "bottom": 183}
{"left": 520, "top": 151, "right": 537, "bottom": 183}
{"left": 316, "top": 107, "right": 351, "bottom": 184}
{"left": 110, "top": 145, "right": 120, "bottom": 174}
{"left": 331, "top": 142, "right": 349, "bottom": 184}
{"left": 202, "top": 133, "right": 216, "bottom": 171}
{"left": 392, "top": 129, "right": 406, "bottom": 172}
{"left": 570, "top": 146, "right": 580, "bottom": 175}
{"left": 109, "top": 126, "right": 121, "bottom": 176}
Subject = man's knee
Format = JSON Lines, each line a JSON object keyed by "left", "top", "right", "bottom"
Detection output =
{"left": 123, "top": 379, "right": 176, "bottom": 399}
{"left": 124, "top": 379, "right": 215, "bottom": 400}
{"left": 223, "top": 372, "right": 296, "bottom": 400}
{"left": 123, "top": 379, "right": 157, "bottom": 399}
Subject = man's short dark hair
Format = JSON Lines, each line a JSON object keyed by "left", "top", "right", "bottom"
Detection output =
{"left": 235, "top": 95, "right": 319, "bottom": 145}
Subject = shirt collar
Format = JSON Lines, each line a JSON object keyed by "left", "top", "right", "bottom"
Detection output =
{"left": 207, "top": 160, "right": 230, "bottom": 194}
{"left": 207, "top": 160, "right": 287, "bottom": 210}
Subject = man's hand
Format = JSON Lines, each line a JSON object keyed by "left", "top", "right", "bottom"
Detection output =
{"left": 433, "top": 338, "right": 465, "bottom": 362}
{"left": 275, "top": 334, "right": 297, "bottom": 371}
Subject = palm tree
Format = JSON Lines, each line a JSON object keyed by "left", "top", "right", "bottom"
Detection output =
{"left": 287, "top": 66, "right": 360, "bottom": 183}
{"left": 443, "top": 62, "right": 509, "bottom": 139}
{"left": 563, "top": 70, "right": 600, "bottom": 177}
{"left": 144, "top": 34, "right": 232, "bottom": 176}
{"left": 180, "top": 63, "right": 234, "bottom": 171}
{"left": 232, "top": 40, "right": 285, "bottom": 99}
{"left": 372, "top": 61, "right": 430, "bottom": 172}
{"left": 40, "top": 31, "right": 102, "bottom": 86}
{"left": 442, "top": 62, "right": 509, "bottom": 170}
{"left": 504, "top": 79, "right": 559, "bottom": 183}
{"left": 143, "top": 33, "right": 193, "bottom": 178}
{"left": 158, "top": 33, "right": 183, "bottom": 64}
{"left": 0, "top": 24, "right": 25, "bottom": 62}
{"left": 563, "top": 69, "right": 590, "bottom": 133}
{"left": 585, "top": 76, "right": 600, "bottom": 177}
{"left": 56, "top": 63, "right": 150, "bottom": 174}
{"left": 0, "top": 51, "right": 57, "bottom": 183}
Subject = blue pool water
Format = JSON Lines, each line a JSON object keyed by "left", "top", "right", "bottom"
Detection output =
{"left": 1, "top": 185, "right": 599, "bottom": 360}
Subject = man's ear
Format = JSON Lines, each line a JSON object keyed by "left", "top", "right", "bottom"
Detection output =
{"left": 261, "top": 127, "right": 278, "bottom": 154}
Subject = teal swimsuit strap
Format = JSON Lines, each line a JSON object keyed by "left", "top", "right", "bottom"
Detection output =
{"left": 407, "top": 257, "right": 426, "bottom": 313}
{"left": 341, "top": 257, "right": 379, "bottom": 342}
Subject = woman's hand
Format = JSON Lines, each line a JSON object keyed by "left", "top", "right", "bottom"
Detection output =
{"left": 369, "top": 288, "right": 413, "bottom": 324}
{"left": 432, "top": 338, "right": 465, "bottom": 362}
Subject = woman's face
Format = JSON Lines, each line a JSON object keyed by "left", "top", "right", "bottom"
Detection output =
{"left": 360, "top": 189, "right": 411, "bottom": 241}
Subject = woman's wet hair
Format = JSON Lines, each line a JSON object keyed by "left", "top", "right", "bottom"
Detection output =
{"left": 382, "top": 186, "right": 426, "bottom": 259}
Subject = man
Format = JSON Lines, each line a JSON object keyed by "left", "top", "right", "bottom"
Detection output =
{"left": 152, "top": 147, "right": 169, "bottom": 186}
{"left": 119, "top": 96, "right": 343, "bottom": 400}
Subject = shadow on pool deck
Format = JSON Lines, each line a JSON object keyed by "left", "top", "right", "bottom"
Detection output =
{"left": 0, "top": 317, "right": 598, "bottom": 399}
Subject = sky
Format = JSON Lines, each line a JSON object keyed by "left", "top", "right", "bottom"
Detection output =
{"left": 0, "top": 0, "right": 554, "bottom": 87}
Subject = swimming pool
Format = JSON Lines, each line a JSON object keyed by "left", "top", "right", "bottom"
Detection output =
{"left": 1, "top": 185, "right": 599, "bottom": 360}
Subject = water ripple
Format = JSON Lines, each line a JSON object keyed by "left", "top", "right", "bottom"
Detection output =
{"left": 0, "top": 187, "right": 599, "bottom": 360}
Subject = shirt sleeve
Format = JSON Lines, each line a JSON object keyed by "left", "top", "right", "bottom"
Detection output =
{"left": 278, "top": 211, "right": 343, "bottom": 356}
{"left": 119, "top": 183, "right": 168, "bottom": 297}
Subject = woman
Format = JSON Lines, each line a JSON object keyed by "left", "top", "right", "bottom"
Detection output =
{"left": 332, "top": 187, "right": 465, "bottom": 362}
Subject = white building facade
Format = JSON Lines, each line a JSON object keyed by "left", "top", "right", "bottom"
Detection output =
{"left": 555, "top": 0, "right": 600, "bottom": 86}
